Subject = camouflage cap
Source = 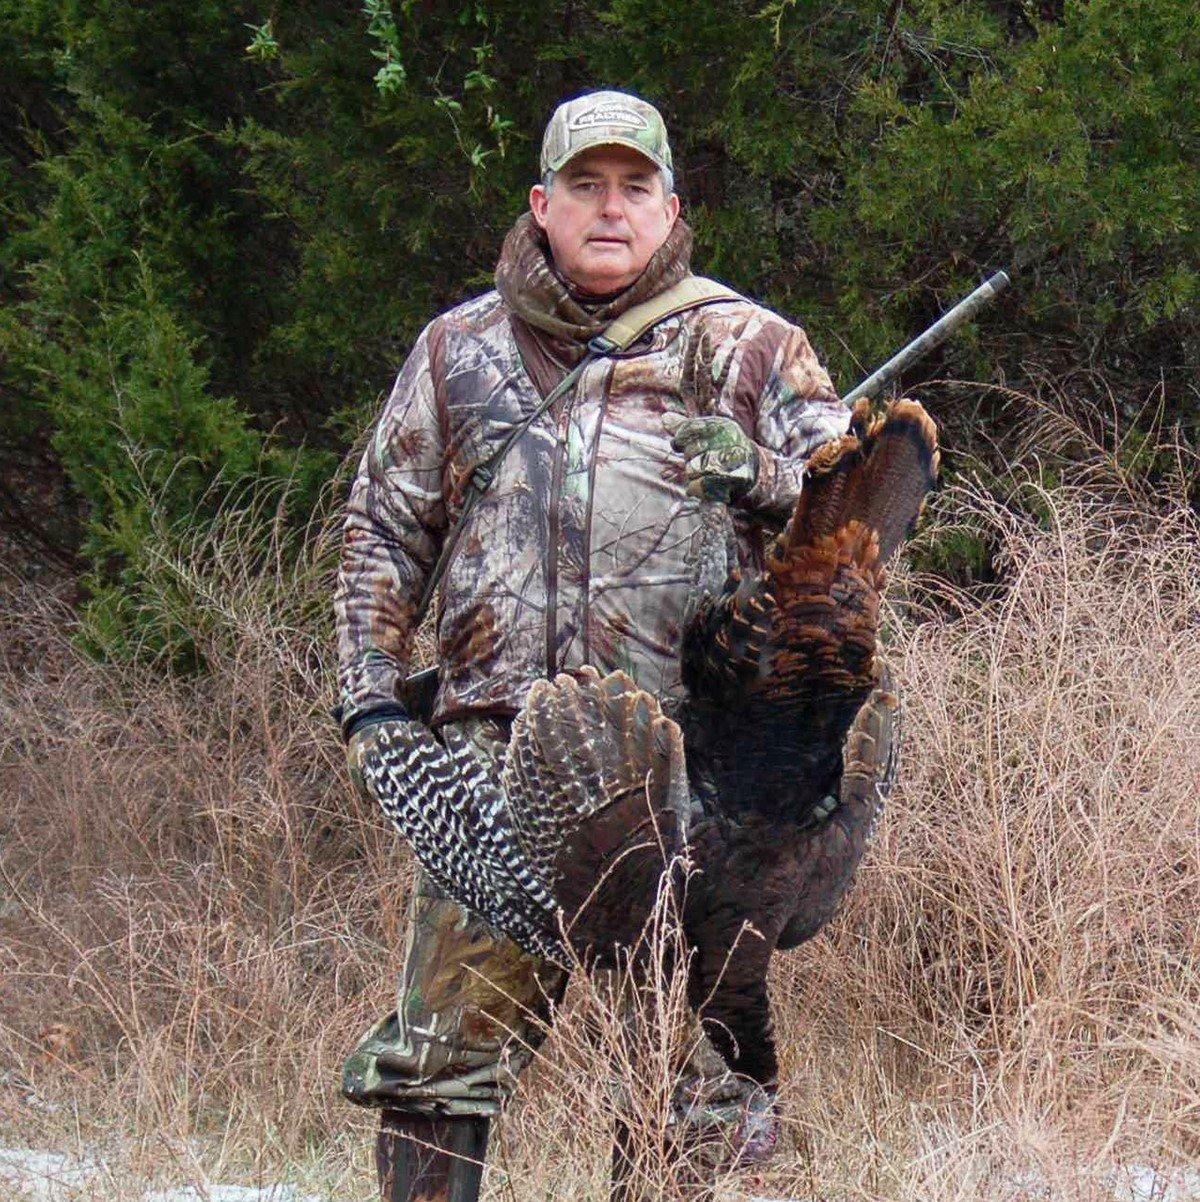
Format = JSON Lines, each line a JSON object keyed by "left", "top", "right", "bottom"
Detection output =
{"left": 540, "top": 90, "right": 673, "bottom": 177}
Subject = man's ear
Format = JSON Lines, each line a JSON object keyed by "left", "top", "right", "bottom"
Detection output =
{"left": 665, "top": 191, "right": 680, "bottom": 227}
{"left": 529, "top": 184, "right": 549, "bottom": 229}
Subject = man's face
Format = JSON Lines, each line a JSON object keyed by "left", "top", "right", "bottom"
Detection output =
{"left": 529, "top": 144, "right": 681, "bottom": 296}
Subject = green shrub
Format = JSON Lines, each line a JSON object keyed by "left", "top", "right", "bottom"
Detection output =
{"left": 2, "top": 0, "right": 1195, "bottom": 654}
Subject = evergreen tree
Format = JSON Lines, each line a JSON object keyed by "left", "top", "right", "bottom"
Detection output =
{"left": 2, "top": 0, "right": 1195, "bottom": 652}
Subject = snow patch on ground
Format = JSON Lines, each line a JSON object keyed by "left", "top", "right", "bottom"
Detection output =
{"left": 1110, "top": 1166, "right": 1200, "bottom": 1202}
{"left": 0, "top": 1148, "right": 98, "bottom": 1198}
{"left": 144, "top": 1189, "right": 319, "bottom": 1202}
{"left": 5, "top": 1144, "right": 1197, "bottom": 1201}
{"left": 0, "top": 1146, "right": 321, "bottom": 1201}
{"left": 744, "top": 1166, "right": 1200, "bottom": 1202}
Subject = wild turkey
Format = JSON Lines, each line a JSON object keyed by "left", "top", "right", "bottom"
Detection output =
{"left": 363, "top": 397, "right": 939, "bottom": 1096}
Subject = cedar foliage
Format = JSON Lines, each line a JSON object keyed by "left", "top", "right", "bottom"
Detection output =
{"left": 1, "top": 0, "right": 1196, "bottom": 648}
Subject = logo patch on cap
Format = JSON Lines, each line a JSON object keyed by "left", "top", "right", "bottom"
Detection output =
{"left": 569, "top": 105, "right": 648, "bottom": 131}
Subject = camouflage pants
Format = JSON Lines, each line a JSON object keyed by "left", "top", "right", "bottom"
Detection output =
{"left": 341, "top": 869, "right": 757, "bottom": 1142}
{"left": 343, "top": 716, "right": 566, "bottom": 1117}
{"left": 341, "top": 717, "right": 759, "bottom": 1135}
{"left": 342, "top": 866, "right": 567, "bottom": 1116}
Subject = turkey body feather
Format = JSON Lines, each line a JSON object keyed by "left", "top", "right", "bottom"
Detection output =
{"left": 364, "top": 398, "right": 940, "bottom": 1090}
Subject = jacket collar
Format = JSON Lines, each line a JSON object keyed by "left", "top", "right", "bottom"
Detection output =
{"left": 495, "top": 210, "right": 694, "bottom": 347}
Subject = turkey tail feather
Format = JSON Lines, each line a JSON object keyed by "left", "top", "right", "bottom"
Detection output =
{"left": 780, "top": 397, "right": 940, "bottom": 565}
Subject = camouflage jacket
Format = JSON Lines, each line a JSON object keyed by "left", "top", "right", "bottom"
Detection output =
{"left": 335, "top": 214, "right": 851, "bottom": 731}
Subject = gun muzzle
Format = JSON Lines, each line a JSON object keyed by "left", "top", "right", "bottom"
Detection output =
{"left": 842, "top": 269, "right": 1011, "bottom": 405}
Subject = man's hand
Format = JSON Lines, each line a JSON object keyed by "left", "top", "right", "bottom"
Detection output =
{"left": 662, "top": 413, "right": 760, "bottom": 503}
{"left": 344, "top": 704, "right": 418, "bottom": 801}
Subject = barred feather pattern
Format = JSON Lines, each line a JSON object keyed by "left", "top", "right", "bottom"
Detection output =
{"left": 506, "top": 669, "right": 691, "bottom": 957}
{"left": 502, "top": 669, "right": 688, "bottom": 899}
{"left": 365, "top": 668, "right": 690, "bottom": 969}
{"left": 362, "top": 721, "right": 568, "bottom": 963}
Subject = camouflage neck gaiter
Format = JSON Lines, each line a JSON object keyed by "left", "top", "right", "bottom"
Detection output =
{"left": 495, "top": 210, "right": 694, "bottom": 347}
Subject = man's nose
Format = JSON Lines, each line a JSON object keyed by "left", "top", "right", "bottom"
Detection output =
{"left": 598, "top": 183, "right": 625, "bottom": 220}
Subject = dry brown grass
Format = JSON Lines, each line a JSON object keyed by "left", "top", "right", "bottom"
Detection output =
{"left": 767, "top": 476, "right": 1200, "bottom": 1199}
{"left": 1, "top": 429, "right": 1197, "bottom": 1199}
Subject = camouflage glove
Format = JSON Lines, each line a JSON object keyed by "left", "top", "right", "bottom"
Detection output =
{"left": 343, "top": 704, "right": 418, "bottom": 801}
{"left": 663, "top": 413, "right": 760, "bottom": 503}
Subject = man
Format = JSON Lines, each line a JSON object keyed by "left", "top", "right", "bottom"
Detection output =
{"left": 335, "top": 89, "right": 852, "bottom": 1201}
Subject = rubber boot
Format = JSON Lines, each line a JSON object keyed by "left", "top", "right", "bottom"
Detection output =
{"left": 376, "top": 1111, "right": 489, "bottom": 1202}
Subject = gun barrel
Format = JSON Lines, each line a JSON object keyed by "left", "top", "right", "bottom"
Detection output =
{"left": 841, "top": 269, "right": 1011, "bottom": 405}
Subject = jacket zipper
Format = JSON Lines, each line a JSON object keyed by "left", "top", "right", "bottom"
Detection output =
{"left": 579, "top": 361, "right": 613, "bottom": 663}
{"left": 545, "top": 359, "right": 593, "bottom": 675}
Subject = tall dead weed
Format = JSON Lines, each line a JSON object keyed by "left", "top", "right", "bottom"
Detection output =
{"left": 0, "top": 435, "right": 1197, "bottom": 1198}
